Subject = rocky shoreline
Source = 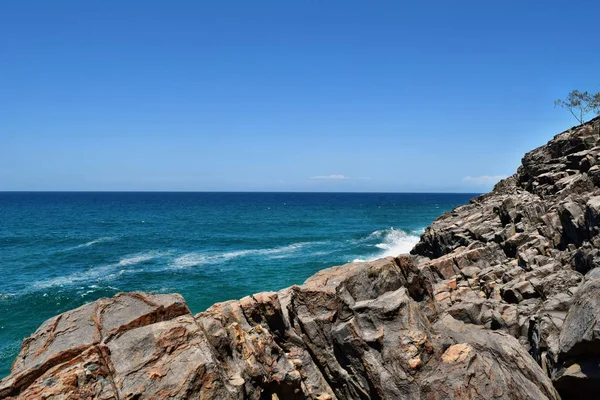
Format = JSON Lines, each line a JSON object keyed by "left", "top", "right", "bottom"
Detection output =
{"left": 3, "top": 119, "right": 600, "bottom": 399}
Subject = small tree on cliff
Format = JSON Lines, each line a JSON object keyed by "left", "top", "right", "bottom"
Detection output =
{"left": 554, "top": 90, "right": 600, "bottom": 124}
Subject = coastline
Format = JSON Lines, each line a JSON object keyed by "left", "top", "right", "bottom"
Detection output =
{"left": 0, "top": 192, "right": 474, "bottom": 379}
{"left": 3, "top": 118, "right": 600, "bottom": 398}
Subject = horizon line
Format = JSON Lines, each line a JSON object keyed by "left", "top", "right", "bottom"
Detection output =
{"left": 0, "top": 190, "right": 483, "bottom": 194}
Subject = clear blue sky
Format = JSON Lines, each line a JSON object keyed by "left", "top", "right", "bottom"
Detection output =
{"left": 1, "top": 1, "right": 598, "bottom": 192}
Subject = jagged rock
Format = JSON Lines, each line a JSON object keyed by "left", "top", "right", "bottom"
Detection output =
{"left": 586, "top": 196, "right": 600, "bottom": 238}
{"left": 588, "top": 165, "right": 600, "bottom": 186}
{"left": 558, "top": 201, "right": 586, "bottom": 247}
{"left": 0, "top": 259, "right": 560, "bottom": 400}
{"left": 411, "top": 118, "right": 600, "bottom": 395}
{"left": 420, "top": 316, "right": 559, "bottom": 400}
{"left": 539, "top": 211, "right": 563, "bottom": 247}
{"left": 4, "top": 118, "right": 600, "bottom": 398}
{"left": 572, "top": 242, "right": 600, "bottom": 274}
{"left": 553, "top": 269, "right": 600, "bottom": 398}
{"left": 0, "top": 293, "right": 190, "bottom": 399}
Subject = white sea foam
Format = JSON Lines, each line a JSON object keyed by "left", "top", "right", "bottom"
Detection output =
{"left": 348, "top": 229, "right": 393, "bottom": 244}
{"left": 64, "top": 237, "right": 115, "bottom": 251}
{"left": 375, "top": 228, "right": 420, "bottom": 257}
{"left": 0, "top": 340, "right": 21, "bottom": 359}
{"left": 171, "top": 253, "right": 208, "bottom": 268}
{"left": 353, "top": 228, "right": 420, "bottom": 262}
{"left": 169, "top": 242, "right": 323, "bottom": 269}
{"left": 118, "top": 253, "right": 158, "bottom": 266}
{"left": 34, "top": 250, "right": 166, "bottom": 289}
{"left": 366, "top": 229, "right": 387, "bottom": 239}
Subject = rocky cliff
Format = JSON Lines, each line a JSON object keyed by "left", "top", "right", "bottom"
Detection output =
{"left": 3, "top": 119, "right": 600, "bottom": 399}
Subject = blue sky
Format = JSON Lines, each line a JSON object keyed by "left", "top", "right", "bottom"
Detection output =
{"left": 1, "top": 1, "right": 599, "bottom": 192}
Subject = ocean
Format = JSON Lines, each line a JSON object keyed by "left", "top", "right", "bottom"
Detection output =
{"left": 0, "top": 192, "right": 475, "bottom": 378}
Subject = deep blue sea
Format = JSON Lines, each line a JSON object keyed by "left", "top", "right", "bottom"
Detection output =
{"left": 0, "top": 192, "right": 475, "bottom": 378}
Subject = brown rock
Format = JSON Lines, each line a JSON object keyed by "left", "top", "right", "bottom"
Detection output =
{"left": 5, "top": 118, "right": 600, "bottom": 398}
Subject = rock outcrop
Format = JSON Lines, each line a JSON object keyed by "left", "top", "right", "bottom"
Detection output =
{"left": 0, "top": 262, "right": 559, "bottom": 400}
{"left": 410, "top": 119, "right": 600, "bottom": 399}
{"left": 3, "top": 118, "right": 600, "bottom": 399}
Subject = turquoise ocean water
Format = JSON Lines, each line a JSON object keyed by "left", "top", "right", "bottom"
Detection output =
{"left": 0, "top": 192, "right": 475, "bottom": 378}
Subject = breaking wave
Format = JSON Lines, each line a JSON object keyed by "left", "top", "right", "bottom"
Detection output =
{"left": 34, "top": 250, "right": 166, "bottom": 289}
{"left": 170, "top": 241, "right": 324, "bottom": 269}
{"left": 63, "top": 237, "right": 115, "bottom": 251}
{"left": 354, "top": 227, "right": 421, "bottom": 262}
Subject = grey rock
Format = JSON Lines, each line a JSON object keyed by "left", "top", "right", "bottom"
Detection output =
{"left": 6, "top": 118, "right": 600, "bottom": 398}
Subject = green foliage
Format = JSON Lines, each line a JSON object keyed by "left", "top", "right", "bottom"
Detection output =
{"left": 554, "top": 90, "right": 600, "bottom": 124}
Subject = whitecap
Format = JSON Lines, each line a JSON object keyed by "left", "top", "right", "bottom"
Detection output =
{"left": 171, "top": 253, "right": 207, "bottom": 269}
{"left": 33, "top": 250, "right": 166, "bottom": 289}
{"left": 118, "top": 253, "right": 159, "bottom": 266}
{"left": 346, "top": 228, "right": 391, "bottom": 244}
{"left": 63, "top": 237, "right": 115, "bottom": 251}
{"left": 357, "top": 228, "right": 420, "bottom": 261}
{"left": 214, "top": 242, "right": 314, "bottom": 260}
{"left": 374, "top": 228, "right": 420, "bottom": 257}
{"left": 367, "top": 229, "right": 388, "bottom": 239}
{"left": 168, "top": 241, "right": 325, "bottom": 269}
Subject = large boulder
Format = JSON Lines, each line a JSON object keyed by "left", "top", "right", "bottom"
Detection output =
{"left": 0, "top": 293, "right": 191, "bottom": 399}
{"left": 420, "top": 315, "right": 558, "bottom": 400}
{"left": 0, "top": 259, "right": 559, "bottom": 399}
{"left": 553, "top": 269, "right": 600, "bottom": 398}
